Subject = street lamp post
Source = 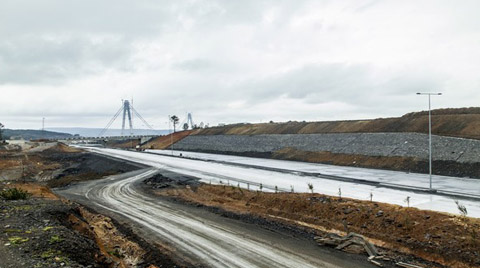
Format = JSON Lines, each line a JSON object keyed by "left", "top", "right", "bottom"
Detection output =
{"left": 416, "top": 92, "right": 442, "bottom": 191}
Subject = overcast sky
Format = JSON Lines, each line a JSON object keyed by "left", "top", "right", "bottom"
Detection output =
{"left": 1, "top": 0, "right": 479, "bottom": 130}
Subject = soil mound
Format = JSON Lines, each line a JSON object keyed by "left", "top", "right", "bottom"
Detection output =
{"left": 195, "top": 107, "right": 480, "bottom": 140}
{"left": 161, "top": 184, "right": 480, "bottom": 268}
{"left": 142, "top": 130, "right": 195, "bottom": 149}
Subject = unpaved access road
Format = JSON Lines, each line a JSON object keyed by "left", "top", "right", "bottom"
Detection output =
{"left": 84, "top": 147, "right": 480, "bottom": 217}
{"left": 55, "top": 168, "right": 376, "bottom": 268}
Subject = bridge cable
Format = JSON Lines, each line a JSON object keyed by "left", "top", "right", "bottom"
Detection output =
{"left": 98, "top": 105, "right": 123, "bottom": 137}
{"left": 131, "top": 107, "right": 155, "bottom": 131}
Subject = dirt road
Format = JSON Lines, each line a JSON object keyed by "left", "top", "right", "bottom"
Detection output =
{"left": 55, "top": 168, "right": 375, "bottom": 268}
{"left": 83, "top": 147, "right": 480, "bottom": 218}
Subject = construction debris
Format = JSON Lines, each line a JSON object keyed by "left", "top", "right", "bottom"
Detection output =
{"left": 315, "top": 232, "right": 379, "bottom": 257}
{"left": 395, "top": 262, "right": 425, "bottom": 268}
{"left": 315, "top": 232, "right": 384, "bottom": 266}
{"left": 315, "top": 232, "right": 428, "bottom": 268}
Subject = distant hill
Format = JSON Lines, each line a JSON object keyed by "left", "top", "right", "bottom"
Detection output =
{"left": 46, "top": 128, "right": 170, "bottom": 137}
{"left": 3, "top": 129, "right": 72, "bottom": 140}
{"left": 195, "top": 107, "right": 480, "bottom": 140}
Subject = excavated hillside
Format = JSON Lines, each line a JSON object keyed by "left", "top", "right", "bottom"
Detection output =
{"left": 142, "top": 130, "right": 195, "bottom": 150}
{"left": 195, "top": 107, "right": 480, "bottom": 140}
{"left": 171, "top": 108, "right": 480, "bottom": 178}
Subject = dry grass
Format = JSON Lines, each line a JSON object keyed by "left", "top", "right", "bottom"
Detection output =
{"left": 161, "top": 185, "right": 480, "bottom": 268}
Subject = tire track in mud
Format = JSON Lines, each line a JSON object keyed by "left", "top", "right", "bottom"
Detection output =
{"left": 79, "top": 169, "right": 348, "bottom": 268}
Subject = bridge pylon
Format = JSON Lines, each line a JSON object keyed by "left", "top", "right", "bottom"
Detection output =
{"left": 98, "top": 99, "right": 156, "bottom": 137}
{"left": 121, "top": 100, "right": 133, "bottom": 136}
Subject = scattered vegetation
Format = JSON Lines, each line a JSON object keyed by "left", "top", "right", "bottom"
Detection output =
{"left": 238, "top": 185, "right": 244, "bottom": 195}
{"left": 0, "top": 188, "right": 30, "bottom": 200}
{"left": 404, "top": 196, "right": 410, "bottom": 208}
{"left": 42, "top": 226, "right": 54, "bottom": 232}
{"left": 0, "top": 122, "right": 4, "bottom": 141}
{"left": 49, "top": 235, "right": 63, "bottom": 244}
{"left": 8, "top": 236, "right": 29, "bottom": 245}
{"left": 108, "top": 248, "right": 124, "bottom": 258}
{"left": 4, "top": 228, "right": 23, "bottom": 233}
{"left": 170, "top": 115, "right": 179, "bottom": 132}
{"left": 455, "top": 200, "right": 468, "bottom": 217}
{"left": 39, "top": 249, "right": 64, "bottom": 260}
{"left": 307, "top": 182, "right": 314, "bottom": 193}
{"left": 163, "top": 184, "right": 480, "bottom": 267}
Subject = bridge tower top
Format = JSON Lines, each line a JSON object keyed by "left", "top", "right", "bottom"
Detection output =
{"left": 98, "top": 99, "right": 155, "bottom": 137}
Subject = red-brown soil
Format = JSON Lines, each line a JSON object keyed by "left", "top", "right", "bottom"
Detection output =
{"left": 107, "top": 139, "right": 141, "bottom": 149}
{"left": 142, "top": 130, "right": 196, "bottom": 150}
{"left": 8, "top": 183, "right": 58, "bottom": 200}
{"left": 160, "top": 185, "right": 480, "bottom": 268}
{"left": 195, "top": 107, "right": 480, "bottom": 140}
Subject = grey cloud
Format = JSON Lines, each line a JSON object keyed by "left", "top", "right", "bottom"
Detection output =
{"left": 353, "top": 0, "right": 382, "bottom": 13}
{"left": 137, "top": 62, "right": 447, "bottom": 121}
{"left": 0, "top": 0, "right": 299, "bottom": 85}
{"left": 1, "top": 0, "right": 479, "bottom": 129}
{"left": 236, "top": 64, "right": 374, "bottom": 103}
{"left": 231, "top": 63, "right": 446, "bottom": 110}
{"left": 0, "top": 0, "right": 170, "bottom": 36}
{"left": 173, "top": 59, "right": 215, "bottom": 72}
{"left": 0, "top": 35, "right": 133, "bottom": 84}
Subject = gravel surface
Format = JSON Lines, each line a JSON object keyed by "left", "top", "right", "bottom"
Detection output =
{"left": 171, "top": 133, "right": 480, "bottom": 163}
{"left": 56, "top": 168, "right": 378, "bottom": 268}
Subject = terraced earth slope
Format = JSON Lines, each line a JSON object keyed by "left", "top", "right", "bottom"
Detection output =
{"left": 195, "top": 107, "right": 480, "bottom": 140}
{"left": 169, "top": 108, "right": 480, "bottom": 178}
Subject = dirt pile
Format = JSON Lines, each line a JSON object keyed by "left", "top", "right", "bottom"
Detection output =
{"left": 44, "top": 152, "right": 142, "bottom": 188}
{"left": 0, "top": 196, "right": 103, "bottom": 267}
{"left": 0, "top": 185, "right": 180, "bottom": 268}
{"left": 9, "top": 183, "right": 59, "bottom": 200}
{"left": 159, "top": 184, "right": 480, "bottom": 268}
{"left": 0, "top": 142, "right": 142, "bottom": 187}
{"left": 195, "top": 107, "right": 480, "bottom": 140}
{"left": 143, "top": 173, "right": 199, "bottom": 189}
{"left": 45, "top": 143, "right": 83, "bottom": 153}
{"left": 142, "top": 130, "right": 195, "bottom": 150}
{"left": 106, "top": 139, "right": 141, "bottom": 149}
{"left": 72, "top": 207, "right": 146, "bottom": 267}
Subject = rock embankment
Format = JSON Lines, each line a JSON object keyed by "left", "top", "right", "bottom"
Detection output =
{"left": 171, "top": 133, "right": 480, "bottom": 163}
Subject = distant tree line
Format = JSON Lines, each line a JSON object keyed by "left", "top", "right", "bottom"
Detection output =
{"left": 0, "top": 122, "right": 4, "bottom": 141}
